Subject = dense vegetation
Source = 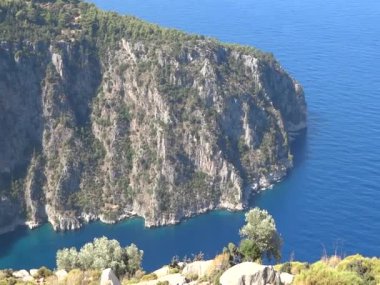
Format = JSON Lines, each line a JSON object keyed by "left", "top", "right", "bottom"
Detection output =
{"left": 0, "top": 0, "right": 269, "bottom": 58}
{"left": 56, "top": 237, "right": 143, "bottom": 277}
{"left": 276, "top": 255, "right": 380, "bottom": 285}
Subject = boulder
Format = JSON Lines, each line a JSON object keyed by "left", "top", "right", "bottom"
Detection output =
{"left": 12, "top": 270, "right": 30, "bottom": 279}
{"left": 153, "top": 265, "right": 170, "bottom": 278}
{"left": 100, "top": 268, "right": 121, "bottom": 285}
{"left": 280, "top": 272, "right": 294, "bottom": 285}
{"left": 23, "top": 275, "right": 35, "bottom": 282}
{"left": 182, "top": 260, "right": 214, "bottom": 278}
{"left": 160, "top": 273, "right": 186, "bottom": 285}
{"left": 12, "top": 269, "right": 34, "bottom": 282}
{"left": 30, "top": 269, "right": 39, "bottom": 277}
{"left": 220, "top": 262, "right": 282, "bottom": 285}
{"left": 55, "top": 269, "right": 68, "bottom": 281}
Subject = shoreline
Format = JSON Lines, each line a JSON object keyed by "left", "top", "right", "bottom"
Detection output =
{"left": 0, "top": 205, "right": 244, "bottom": 237}
{"left": 0, "top": 130, "right": 304, "bottom": 238}
{"left": 0, "top": 183, "right": 278, "bottom": 238}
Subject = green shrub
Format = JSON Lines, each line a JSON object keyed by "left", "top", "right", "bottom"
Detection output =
{"left": 185, "top": 273, "right": 198, "bottom": 281}
{"left": 122, "top": 277, "right": 139, "bottom": 284}
{"left": 0, "top": 279, "right": 15, "bottom": 285}
{"left": 290, "top": 262, "right": 310, "bottom": 275}
{"left": 140, "top": 273, "right": 157, "bottom": 281}
{"left": 275, "top": 261, "right": 309, "bottom": 275}
{"left": 337, "top": 255, "right": 380, "bottom": 284}
{"left": 65, "top": 269, "right": 84, "bottom": 285}
{"left": 36, "top": 266, "right": 53, "bottom": 278}
{"left": 238, "top": 239, "right": 261, "bottom": 262}
{"left": 279, "top": 262, "right": 292, "bottom": 273}
{"left": 294, "top": 262, "right": 363, "bottom": 285}
{"left": 211, "top": 270, "right": 223, "bottom": 285}
{"left": 168, "top": 267, "right": 180, "bottom": 274}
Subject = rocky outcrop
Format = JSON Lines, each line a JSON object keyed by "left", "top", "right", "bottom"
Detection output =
{"left": 55, "top": 269, "right": 68, "bottom": 282}
{"left": 182, "top": 260, "right": 214, "bottom": 278}
{"left": 30, "top": 269, "right": 39, "bottom": 278}
{"left": 3, "top": 260, "right": 294, "bottom": 285}
{"left": 100, "top": 268, "right": 121, "bottom": 285}
{"left": 219, "top": 262, "right": 292, "bottom": 285}
{"left": 12, "top": 270, "right": 34, "bottom": 282}
{"left": 280, "top": 272, "right": 294, "bottom": 285}
{"left": 126, "top": 260, "right": 294, "bottom": 285}
{"left": 0, "top": 0, "right": 306, "bottom": 233}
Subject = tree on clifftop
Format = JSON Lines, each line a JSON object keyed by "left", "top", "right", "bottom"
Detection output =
{"left": 239, "top": 207, "right": 282, "bottom": 261}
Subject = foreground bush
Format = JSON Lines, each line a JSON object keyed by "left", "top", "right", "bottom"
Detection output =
{"left": 336, "top": 254, "right": 380, "bottom": 284}
{"left": 140, "top": 273, "right": 157, "bottom": 281}
{"left": 36, "top": 266, "right": 53, "bottom": 278}
{"left": 276, "top": 261, "right": 309, "bottom": 275}
{"left": 56, "top": 237, "right": 143, "bottom": 277}
{"left": 65, "top": 269, "right": 101, "bottom": 285}
{"left": 292, "top": 255, "right": 380, "bottom": 285}
{"left": 294, "top": 261, "right": 363, "bottom": 285}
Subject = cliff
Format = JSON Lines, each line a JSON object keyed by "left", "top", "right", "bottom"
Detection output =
{"left": 0, "top": 0, "right": 306, "bottom": 232}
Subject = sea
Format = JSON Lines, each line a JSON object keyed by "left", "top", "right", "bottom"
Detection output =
{"left": 0, "top": 0, "right": 379, "bottom": 272}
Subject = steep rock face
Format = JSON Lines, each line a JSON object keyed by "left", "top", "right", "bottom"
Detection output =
{"left": 0, "top": 1, "right": 306, "bottom": 232}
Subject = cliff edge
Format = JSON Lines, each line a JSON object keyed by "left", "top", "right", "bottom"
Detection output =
{"left": 0, "top": 0, "right": 306, "bottom": 232}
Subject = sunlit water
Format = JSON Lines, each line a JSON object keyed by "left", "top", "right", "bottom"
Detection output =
{"left": 1, "top": 0, "right": 379, "bottom": 271}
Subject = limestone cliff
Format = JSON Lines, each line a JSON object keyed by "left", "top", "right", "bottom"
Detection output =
{"left": 0, "top": 0, "right": 306, "bottom": 232}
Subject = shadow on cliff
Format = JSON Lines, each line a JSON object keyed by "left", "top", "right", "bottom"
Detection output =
{"left": 290, "top": 128, "right": 308, "bottom": 169}
{"left": 0, "top": 47, "right": 44, "bottom": 187}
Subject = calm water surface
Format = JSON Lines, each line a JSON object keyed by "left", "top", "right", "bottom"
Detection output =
{"left": 1, "top": 0, "right": 380, "bottom": 271}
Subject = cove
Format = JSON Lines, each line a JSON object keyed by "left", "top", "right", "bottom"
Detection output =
{"left": 1, "top": 0, "right": 380, "bottom": 272}
{"left": 0, "top": 211, "right": 245, "bottom": 272}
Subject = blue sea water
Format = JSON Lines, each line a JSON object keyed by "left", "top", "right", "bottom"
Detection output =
{"left": 1, "top": 0, "right": 380, "bottom": 271}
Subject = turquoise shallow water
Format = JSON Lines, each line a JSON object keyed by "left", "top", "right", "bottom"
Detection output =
{"left": 1, "top": 0, "right": 380, "bottom": 271}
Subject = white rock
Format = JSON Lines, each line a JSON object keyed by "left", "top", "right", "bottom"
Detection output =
{"left": 182, "top": 260, "right": 214, "bottom": 278}
{"left": 280, "top": 272, "right": 294, "bottom": 285}
{"left": 23, "top": 275, "right": 35, "bottom": 282}
{"left": 51, "top": 53, "right": 64, "bottom": 78}
{"left": 219, "top": 262, "right": 282, "bottom": 285}
{"left": 30, "top": 269, "right": 39, "bottom": 277}
{"left": 178, "top": 262, "right": 185, "bottom": 268}
{"left": 153, "top": 265, "right": 170, "bottom": 278}
{"left": 55, "top": 269, "right": 68, "bottom": 281}
{"left": 100, "top": 268, "right": 121, "bottom": 285}
{"left": 12, "top": 270, "right": 30, "bottom": 279}
{"left": 162, "top": 273, "right": 186, "bottom": 285}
